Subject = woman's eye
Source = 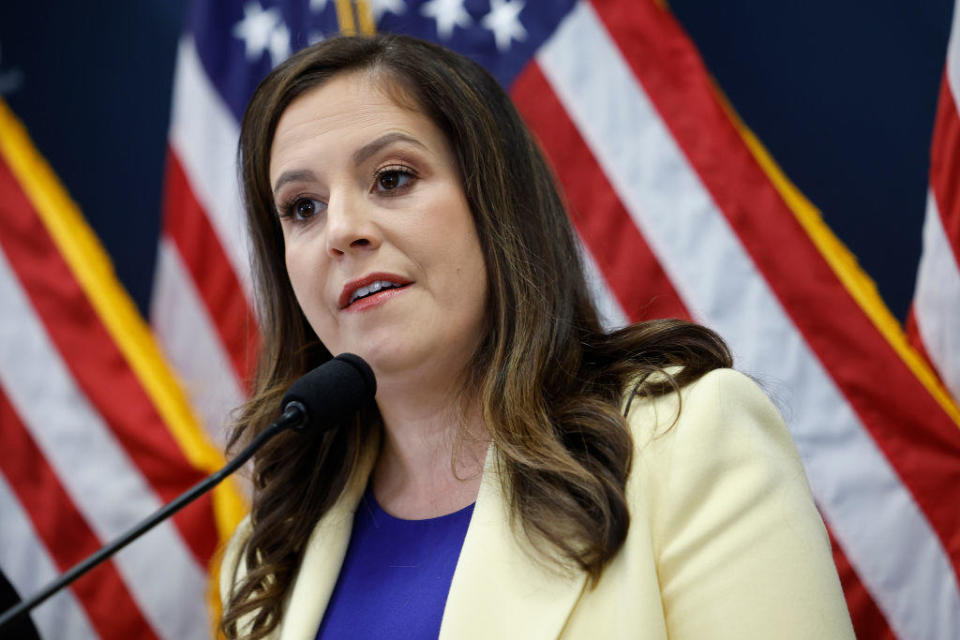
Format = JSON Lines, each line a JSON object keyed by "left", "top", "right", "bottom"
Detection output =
{"left": 375, "top": 168, "right": 414, "bottom": 193}
{"left": 282, "top": 197, "right": 324, "bottom": 221}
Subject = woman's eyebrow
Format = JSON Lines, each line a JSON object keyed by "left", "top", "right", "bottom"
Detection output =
{"left": 273, "top": 169, "right": 316, "bottom": 198}
{"left": 352, "top": 132, "right": 426, "bottom": 166}
{"left": 272, "top": 134, "right": 426, "bottom": 197}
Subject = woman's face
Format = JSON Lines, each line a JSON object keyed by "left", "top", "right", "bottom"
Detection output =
{"left": 269, "top": 71, "right": 488, "bottom": 386}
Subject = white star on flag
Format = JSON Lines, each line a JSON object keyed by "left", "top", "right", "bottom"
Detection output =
{"left": 421, "top": 0, "right": 472, "bottom": 40}
{"left": 370, "top": 0, "right": 407, "bottom": 22}
{"left": 310, "top": 0, "right": 328, "bottom": 11}
{"left": 481, "top": 0, "right": 526, "bottom": 51}
{"left": 232, "top": 1, "right": 290, "bottom": 66}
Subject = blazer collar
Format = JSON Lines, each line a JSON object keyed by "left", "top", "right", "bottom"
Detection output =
{"left": 278, "top": 439, "right": 587, "bottom": 640}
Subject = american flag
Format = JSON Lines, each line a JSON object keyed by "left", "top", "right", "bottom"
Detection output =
{"left": 0, "top": 101, "right": 245, "bottom": 636}
{"left": 1, "top": 0, "right": 959, "bottom": 637}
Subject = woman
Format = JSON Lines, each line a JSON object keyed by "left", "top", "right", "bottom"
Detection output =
{"left": 220, "top": 34, "right": 854, "bottom": 639}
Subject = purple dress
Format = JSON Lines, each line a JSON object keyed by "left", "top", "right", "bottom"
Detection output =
{"left": 315, "top": 486, "right": 475, "bottom": 639}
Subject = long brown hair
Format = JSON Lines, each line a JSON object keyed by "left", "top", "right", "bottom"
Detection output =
{"left": 222, "top": 34, "right": 731, "bottom": 639}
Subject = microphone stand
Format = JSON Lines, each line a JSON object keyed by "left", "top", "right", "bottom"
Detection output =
{"left": 0, "top": 401, "right": 307, "bottom": 632}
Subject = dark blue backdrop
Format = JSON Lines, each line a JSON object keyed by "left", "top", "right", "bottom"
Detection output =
{"left": 0, "top": 1, "right": 952, "bottom": 321}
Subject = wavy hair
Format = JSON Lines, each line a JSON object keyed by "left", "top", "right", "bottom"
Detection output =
{"left": 221, "top": 34, "right": 731, "bottom": 639}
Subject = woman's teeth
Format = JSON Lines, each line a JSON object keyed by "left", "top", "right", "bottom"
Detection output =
{"left": 350, "top": 280, "right": 400, "bottom": 304}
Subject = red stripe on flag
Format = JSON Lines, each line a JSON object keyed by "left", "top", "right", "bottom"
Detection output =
{"left": 0, "top": 154, "right": 218, "bottom": 567}
{"left": 828, "top": 528, "right": 895, "bottom": 640}
{"left": 511, "top": 63, "right": 691, "bottom": 322}
{"left": 930, "top": 73, "right": 960, "bottom": 272}
{"left": 0, "top": 388, "right": 159, "bottom": 639}
{"left": 590, "top": 0, "right": 960, "bottom": 576}
{"left": 163, "top": 149, "right": 259, "bottom": 389}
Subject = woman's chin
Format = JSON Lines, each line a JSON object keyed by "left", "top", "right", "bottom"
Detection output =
{"left": 346, "top": 343, "right": 424, "bottom": 380}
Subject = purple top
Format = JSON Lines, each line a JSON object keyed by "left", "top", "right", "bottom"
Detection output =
{"left": 315, "top": 486, "right": 475, "bottom": 640}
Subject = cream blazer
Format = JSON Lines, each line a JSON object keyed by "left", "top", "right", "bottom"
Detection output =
{"left": 220, "top": 369, "right": 855, "bottom": 639}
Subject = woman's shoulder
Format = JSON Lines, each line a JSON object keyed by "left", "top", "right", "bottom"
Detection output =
{"left": 623, "top": 366, "right": 768, "bottom": 409}
{"left": 621, "top": 366, "right": 808, "bottom": 531}
{"left": 619, "top": 367, "right": 855, "bottom": 637}
{"left": 623, "top": 367, "right": 787, "bottom": 449}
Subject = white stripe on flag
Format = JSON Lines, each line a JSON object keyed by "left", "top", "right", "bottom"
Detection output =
{"left": 0, "top": 471, "right": 98, "bottom": 640}
{"left": 0, "top": 246, "right": 210, "bottom": 640}
{"left": 914, "top": 191, "right": 960, "bottom": 402}
{"left": 168, "top": 35, "right": 253, "bottom": 304}
{"left": 539, "top": 2, "right": 960, "bottom": 638}
{"left": 151, "top": 236, "right": 246, "bottom": 447}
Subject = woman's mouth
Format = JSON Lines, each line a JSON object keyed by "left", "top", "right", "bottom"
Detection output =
{"left": 340, "top": 274, "right": 413, "bottom": 310}
{"left": 350, "top": 280, "right": 404, "bottom": 304}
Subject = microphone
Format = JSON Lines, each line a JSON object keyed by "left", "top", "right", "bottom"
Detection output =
{"left": 0, "top": 353, "right": 376, "bottom": 632}
{"left": 280, "top": 352, "right": 377, "bottom": 432}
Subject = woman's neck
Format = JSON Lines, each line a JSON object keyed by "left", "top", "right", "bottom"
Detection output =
{"left": 371, "top": 377, "right": 489, "bottom": 519}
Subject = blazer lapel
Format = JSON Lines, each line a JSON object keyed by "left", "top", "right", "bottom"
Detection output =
{"left": 278, "top": 441, "right": 378, "bottom": 640}
{"left": 440, "top": 448, "right": 588, "bottom": 640}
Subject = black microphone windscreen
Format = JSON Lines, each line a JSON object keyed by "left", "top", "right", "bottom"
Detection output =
{"left": 281, "top": 353, "right": 376, "bottom": 432}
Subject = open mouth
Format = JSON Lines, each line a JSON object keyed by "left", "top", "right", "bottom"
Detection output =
{"left": 349, "top": 280, "right": 408, "bottom": 305}
{"left": 340, "top": 274, "right": 413, "bottom": 309}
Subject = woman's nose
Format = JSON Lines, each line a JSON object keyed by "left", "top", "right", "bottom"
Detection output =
{"left": 324, "top": 193, "right": 381, "bottom": 257}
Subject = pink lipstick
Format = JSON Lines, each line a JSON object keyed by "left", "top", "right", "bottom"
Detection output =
{"left": 339, "top": 273, "right": 412, "bottom": 311}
